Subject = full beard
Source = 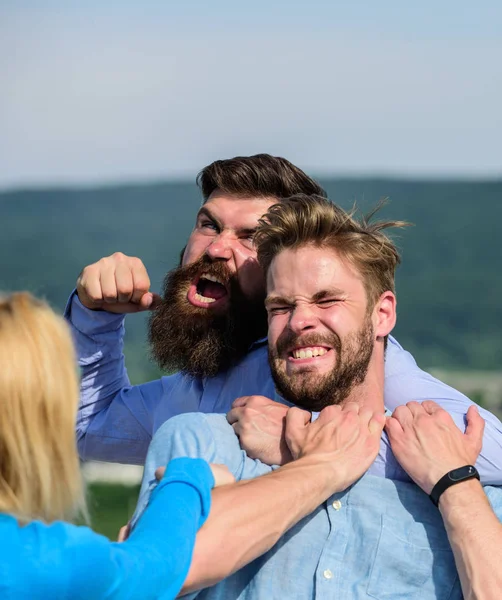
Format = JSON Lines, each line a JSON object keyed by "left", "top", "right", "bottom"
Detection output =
{"left": 148, "top": 256, "right": 267, "bottom": 378}
{"left": 269, "top": 316, "right": 375, "bottom": 412}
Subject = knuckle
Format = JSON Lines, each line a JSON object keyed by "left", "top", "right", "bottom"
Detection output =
{"left": 130, "top": 256, "right": 144, "bottom": 268}
{"left": 116, "top": 282, "right": 132, "bottom": 296}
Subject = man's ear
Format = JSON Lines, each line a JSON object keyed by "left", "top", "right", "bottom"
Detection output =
{"left": 373, "top": 291, "right": 396, "bottom": 339}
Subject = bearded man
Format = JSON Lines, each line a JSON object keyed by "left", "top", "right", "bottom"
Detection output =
{"left": 131, "top": 195, "right": 502, "bottom": 599}
{"left": 65, "top": 154, "right": 502, "bottom": 473}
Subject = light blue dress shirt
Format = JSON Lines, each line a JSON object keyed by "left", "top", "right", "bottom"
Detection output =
{"left": 0, "top": 458, "right": 213, "bottom": 600}
{"left": 132, "top": 414, "right": 502, "bottom": 600}
{"left": 65, "top": 292, "right": 502, "bottom": 481}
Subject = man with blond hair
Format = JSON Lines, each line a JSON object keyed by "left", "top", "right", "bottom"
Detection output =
{"left": 132, "top": 194, "right": 502, "bottom": 599}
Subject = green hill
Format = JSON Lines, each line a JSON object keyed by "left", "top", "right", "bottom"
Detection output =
{"left": 1, "top": 177, "right": 500, "bottom": 376}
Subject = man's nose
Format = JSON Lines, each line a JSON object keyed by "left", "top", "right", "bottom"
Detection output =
{"left": 288, "top": 305, "right": 319, "bottom": 334}
{"left": 205, "top": 233, "right": 234, "bottom": 262}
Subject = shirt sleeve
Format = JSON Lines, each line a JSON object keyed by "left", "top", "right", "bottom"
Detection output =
{"left": 384, "top": 336, "right": 502, "bottom": 485}
{"left": 65, "top": 291, "right": 168, "bottom": 464}
{"left": 2, "top": 458, "right": 213, "bottom": 600}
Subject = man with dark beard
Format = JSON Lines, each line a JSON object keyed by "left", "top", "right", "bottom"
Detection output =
{"left": 149, "top": 254, "right": 267, "bottom": 378}
{"left": 130, "top": 195, "right": 502, "bottom": 599}
{"left": 66, "top": 153, "right": 502, "bottom": 471}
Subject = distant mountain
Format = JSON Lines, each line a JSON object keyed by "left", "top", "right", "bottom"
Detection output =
{"left": 1, "top": 178, "right": 500, "bottom": 376}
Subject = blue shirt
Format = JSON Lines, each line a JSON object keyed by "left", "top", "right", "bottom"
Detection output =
{"left": 65, "top": 292, "right": 502, "bottom": 481}
{"left": 0, "top": 458, "right": 213, "bottom": 600}
{"left": 133, "top": 414, "right": 502, "bottom": 600}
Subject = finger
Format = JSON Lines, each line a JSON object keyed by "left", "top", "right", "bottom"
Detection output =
{"left": 154, "top": 466, "right": 166, "bottom": 481}
{"left": 343, "top": 402, "right": 360, "bottom": 414}
{"left": 226, "top": 407, "right": 243, "bottom": 425}
{"left": 117, "top": 524, "right": 130, "bottom": 542}
{"left": 100, "top": 264, "right": 119, "bottom": 304}
{"left": 286, "top": 406, "right": 312, "bottom": 428}
{"left": 231, "top": 396, "right": 250, "bottom": 409}
{"left": 231, "top": 421, "right": 242, "bottom": 437}
{"left": 421, "top": 400, "right": 442, "bottom": 415}
{"left": 465, "top": 405, "right": 485, "bottom": 448}
{"left": 358, "top": 406, "right": 374, "bottom": 429}
{"left": 137, "top": 291, "right": 161, "bottom": 311}
{"left": 406, "top": 401, "right": 426, "bottom": 418}
{"left": 131, "top": 262, "right": 151, "bottom": 304}
{"left": 391, "top": 405, "right": 413, "bottom": 428}
{"left": 210, "top": 464, "right": 235, "bottom": 487}
{"left": 78, "top": 269, "right": 103, "bottom": 307}
{"left": 115, "top": 261, "right": 134, "bottom": 303}
{"left": 149, "top": 292, "right": 163, "bottom": 309}
{"left": 384, "top": 415, "right": 404, "bottom": 440}
{"left": 368, "top": 412, "right": 385, "bottom": 436}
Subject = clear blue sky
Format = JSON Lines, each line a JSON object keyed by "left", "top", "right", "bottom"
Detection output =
{"left": 1, "top": 0, "right": 501, "bottom": 188}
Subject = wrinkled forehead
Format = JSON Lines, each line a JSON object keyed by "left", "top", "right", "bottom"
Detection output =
{"left": 266, "top": 245, "right": 366, "bottom": 298}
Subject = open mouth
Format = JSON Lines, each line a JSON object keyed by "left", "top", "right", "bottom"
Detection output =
{"left": 187, "top": 273, "right": 229, "bottom": 308}
{"left": 288, "top": 346, "right": 333, "bottom": 362}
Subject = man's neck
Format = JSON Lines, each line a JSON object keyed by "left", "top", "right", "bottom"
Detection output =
{"left": 340, "top": 350, "right": 385, "bottom": 413}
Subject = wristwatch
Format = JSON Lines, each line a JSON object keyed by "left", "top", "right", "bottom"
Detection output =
{"left": 429, "top": 465, "right": 480, "bottom": 507}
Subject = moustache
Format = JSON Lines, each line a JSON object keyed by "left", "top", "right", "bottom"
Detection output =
{"left": 274, "top": 331, "right": 342, "bottom": 357}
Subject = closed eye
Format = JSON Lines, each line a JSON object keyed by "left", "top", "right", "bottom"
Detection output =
{"left": 267, "top": 306, "right": 292, "bottom": 315}
{"left": 239, "top": 233, "right": 255, "bottom": 250}
{"left": 199, "top": 219, "right": 219, "bottom": 232}
{"left": 317, "top": 299, "right": 341, "bottom": 308}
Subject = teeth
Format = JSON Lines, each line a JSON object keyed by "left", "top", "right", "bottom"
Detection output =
{"left": 195, "top": 292, "right": 216, "bottom": 304}
{"left": 292, "top": 347, "right": 328, "bottom": 359}
{"left": 201, "top": 273, "right": 224, "bottom": 285}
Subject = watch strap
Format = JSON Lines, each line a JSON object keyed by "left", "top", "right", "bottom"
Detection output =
{"left": 429, "top": 465, "right": 480, "bottom": 507}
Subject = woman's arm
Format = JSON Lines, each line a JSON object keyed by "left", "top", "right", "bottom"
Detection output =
{"left": 5, "top": 458, "right": 214, "bottom": 600}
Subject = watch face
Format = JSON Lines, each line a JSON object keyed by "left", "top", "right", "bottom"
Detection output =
{"left": 448, "top": 466, "right": 477, "bottom": 482}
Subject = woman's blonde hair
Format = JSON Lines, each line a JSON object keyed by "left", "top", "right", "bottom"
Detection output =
{"left": 0, "top": 292, "right": 87, "bottom": 524}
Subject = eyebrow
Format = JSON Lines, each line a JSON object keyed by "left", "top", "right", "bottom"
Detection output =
{"left": 312, "top": 288, "right": 346, "bottom": 301}
{"left": 196, "top": 207, "right": 259, "bottom": 237}
{"left": 196, "top": 207, "right": 221, "bottom": 229}
{"left": 265, "top": 295, "right": 294, "bottom": 308}
{"left": 265, "top": 288, "right": 345, "bottom": 308}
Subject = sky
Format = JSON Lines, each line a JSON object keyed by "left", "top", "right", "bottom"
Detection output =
{"left": 1, "top": 1, "right": 501, "bottom": 189}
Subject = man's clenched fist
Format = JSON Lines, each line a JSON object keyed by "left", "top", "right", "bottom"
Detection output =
{"left": 76, "top": 252, "right": 162, "bottom": 313}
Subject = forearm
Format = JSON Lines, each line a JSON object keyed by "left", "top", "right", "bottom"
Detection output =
{"left": 182, "top": 456, "right": 339, "bottom": 594}
{"left": 119, "top": 460, "right": 212, "bottom": 599}
{"left": 65, "top": 292, "right": 158, "bottom": 463}
{"left": 439, "top": 480, "right": 502, "bottom": 600}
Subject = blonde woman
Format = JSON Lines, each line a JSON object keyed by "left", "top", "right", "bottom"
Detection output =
{"left": 0, "top": 292, "right": 231, "bottom": 599}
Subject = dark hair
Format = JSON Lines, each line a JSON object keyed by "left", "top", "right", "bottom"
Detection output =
{"left": 197, "top": 154, "right": 326, "bottom": 202}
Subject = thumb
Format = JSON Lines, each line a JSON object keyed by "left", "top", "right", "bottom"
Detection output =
{"left": 139, "top": 292, "right": 163, "bottom": 311}
{"left": 369, "top": 412, "right": 386, "bottom": 436}
{"left": 465, "top": 405, "right": 485, "bottom": 454}
{"left": 286, "top": 406, "right": 312, "bottom": 429}
{"left": 285, "top": 407, "right": 311, "bottom": 458}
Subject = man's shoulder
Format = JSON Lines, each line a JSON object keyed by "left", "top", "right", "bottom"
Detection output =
{"left": 150, "top": 412, "right": 274, "bottom": 481}
{"left": 153, "top": 412, "right": 233, "bottom": 449}
{"left": 149, "top": 412, "right": 244, "bottom": 473}
{"left": 384, "top": 336, "right": 469, "bottom": 403}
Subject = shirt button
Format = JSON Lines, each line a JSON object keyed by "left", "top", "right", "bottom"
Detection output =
{"left": 323, "top": 569, "right": 333, "bottom": 580}
{"left": 332, "top": 500, "right": 342, "bottom": 510}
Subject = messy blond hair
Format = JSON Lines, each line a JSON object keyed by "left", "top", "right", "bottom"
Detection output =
{"left": 0, "top": 292, "right": 87, "bottom": 524}
{"left": 255, "top": 194, "right": 410, "bottom": 308}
